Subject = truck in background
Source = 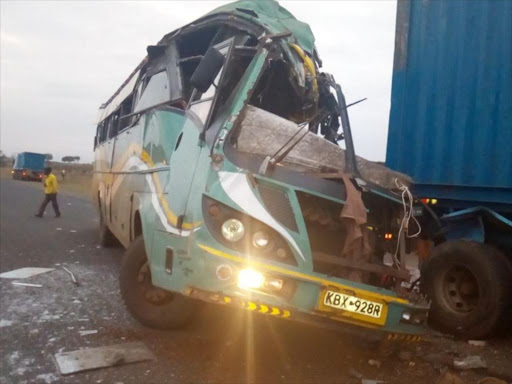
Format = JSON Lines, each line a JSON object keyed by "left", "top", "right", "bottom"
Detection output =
{"left": 387, "top": 0, "right": 512, "bottom": 338}
{"left": 12, "top": 152, "right": 46, "bottom": 181}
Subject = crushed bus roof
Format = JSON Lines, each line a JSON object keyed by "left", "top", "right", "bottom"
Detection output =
{"left": 97, "top": 0, "right": 316, "bottom": 121}
{"left": 205, "top": 0, "right": 315, "bottom": 54}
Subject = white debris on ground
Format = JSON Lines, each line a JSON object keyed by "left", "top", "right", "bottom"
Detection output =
{"left": 0, "top": 267, "right": 55, "bottom": 279}
{"left": 78, "top": 330, "right": 98, "bottom": 336}
{"left": 12, "top": 282, "right": 43, "bottom": 288}
{"left": 54, "top": 342, "right": 155, "bottom": 375}
{"left": 0, "top": 319, "right": 13, "bottom": 328}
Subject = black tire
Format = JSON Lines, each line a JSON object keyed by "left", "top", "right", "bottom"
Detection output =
{"left": 422, "top": 240, "right": 512, "bottom": 339}
{"left": 99, "top": 212, "right": 117, "bottom": 247}
{"left": 119, "top": 236, "right": 197, "bottom": 329}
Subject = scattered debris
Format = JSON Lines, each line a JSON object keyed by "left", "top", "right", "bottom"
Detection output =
{"left": 69, "top": 250, "right": 75, "bottom": 253}
{"left": 0, "top": 319, "right": 13, "bottom": 328}
{"left": 73, "top": 299, "right": 81, "bottom": 304}
{"left": 39, "top": 314, "right": 61, "bottom": 321}
{"left": 454, "top": 355, "right": 487, "bottom": 370}
{"left": 70, "top": 230, "right": 77, "bottom": 233}
{"left": 468, "top": 340, "right": 487, "bottom": 347}
{"left": 35, "top": 373, "right": 58, "bottom": 383}
{"left": 79, "top": 330, "right": 98, "bottom": 336}
{"left": 12, "top": 282, "right": 43, "bottom": 288}
{"left": 54, "top": 342, "right": 155, "bottom": 375}
{"left": 62, "top": 266, "right": 79, "bottom": 286}
{"left": 362, "top": 380, "right": 385, "bottom": 384}
{"left": 368, "top": 359, "right": 382, "bottom": 368}
{"left": 56, "top": 228, "right": 62, "bottom": 231}
{"left": 0, "top": 267, "right": 54, "bottom": 279}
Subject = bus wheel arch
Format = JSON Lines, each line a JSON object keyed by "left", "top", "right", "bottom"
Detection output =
{"left": 119, "top": 235, "right": 197, "bottom": 329}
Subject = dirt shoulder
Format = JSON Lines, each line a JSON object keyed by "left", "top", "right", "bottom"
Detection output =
{"left": 0, "top": 166, "right": 92, "bottom": 200}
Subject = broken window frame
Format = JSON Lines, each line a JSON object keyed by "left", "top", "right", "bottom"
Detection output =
{"left": 187, "top": 38, "right": 235, "bottom": 127}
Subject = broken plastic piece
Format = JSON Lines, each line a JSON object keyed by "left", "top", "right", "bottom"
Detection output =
{"left": 454, "top": 355, "right": 487, "bottom": 370}
{"left": 0, "top": 267, "right": 54, "bottom": 279}
{"left": 12, "top": 282, "right": 43, "bottom": 287}
{"left": 79, "top": 330, "right": 98, "bottom": 336}
{"left": 54, "top": 342, "right": 155, "bottom": 375}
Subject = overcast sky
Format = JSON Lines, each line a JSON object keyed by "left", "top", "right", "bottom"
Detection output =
{"left": 1, "top": 0, "right": 397, "bottom": 163}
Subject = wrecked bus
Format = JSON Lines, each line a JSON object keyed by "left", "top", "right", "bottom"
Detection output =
{"left": 93, "top": 1, "right": 431, "bottom": 339}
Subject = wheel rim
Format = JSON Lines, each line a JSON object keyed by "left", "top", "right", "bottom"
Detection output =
{"left": 442, "top": 265, "right": 479, "bottom": 313}
{"left": 137, "top": 261, "right": 174, "bottom": 305}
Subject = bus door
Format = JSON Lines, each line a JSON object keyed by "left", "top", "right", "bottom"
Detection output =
{"left": 167, "top": 39, "right": 234, "bottom": 234}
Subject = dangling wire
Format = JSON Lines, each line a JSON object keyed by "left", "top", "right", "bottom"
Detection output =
{"left": 393, "top": 178, "right": 422, "bottom": 269}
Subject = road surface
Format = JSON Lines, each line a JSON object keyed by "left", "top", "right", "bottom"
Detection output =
{"left": 1, "top": 178, "right": 510, "bottom": 384}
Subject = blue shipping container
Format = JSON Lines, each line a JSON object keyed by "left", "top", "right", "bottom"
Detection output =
{"left": 14, "top": 152, "right": 46, "bottom": 172}
{"left": 386, "top": 0, "right": 512, "bottom": 208}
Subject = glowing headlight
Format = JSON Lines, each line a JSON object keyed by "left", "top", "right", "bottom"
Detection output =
{"left": 237, "top": 269, "right": 264, "bottom": 289}
{"left": 221, "top": 219, "right": 245, "bottom": 242}
{"left": 252, "top": 231, "right": 270, "bottom": 248}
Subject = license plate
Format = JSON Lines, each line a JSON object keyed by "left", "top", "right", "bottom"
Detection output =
{"left": 323, "top": 290, "right": 383, "bottom": 319}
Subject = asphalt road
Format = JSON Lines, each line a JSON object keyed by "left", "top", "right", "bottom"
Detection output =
{"left": 1, "top": 178, "right": 510, "bottom": 384}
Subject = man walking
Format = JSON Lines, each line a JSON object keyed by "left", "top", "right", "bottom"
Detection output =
{"left": 35, "top": 167, "right": 61, "bottom": 218}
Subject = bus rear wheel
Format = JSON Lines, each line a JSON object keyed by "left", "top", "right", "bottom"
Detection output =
{"left": 422, "top": 240, "right": 512, "bottom": 339}
{"left": 119, "top": 236, "right": 197, "bottom": 329}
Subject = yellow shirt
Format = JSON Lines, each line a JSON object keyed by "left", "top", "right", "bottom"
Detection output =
{"left": 44, "top": 173, "right": 58, "bottom": 194}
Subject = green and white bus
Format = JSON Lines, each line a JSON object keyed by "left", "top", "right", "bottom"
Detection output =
{"left": 93, "top": 0, "right": 431, "bottom": 339}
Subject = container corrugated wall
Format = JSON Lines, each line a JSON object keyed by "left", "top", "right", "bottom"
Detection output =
{"left": 386, "top": 0, "right": 512, "bottom": 206}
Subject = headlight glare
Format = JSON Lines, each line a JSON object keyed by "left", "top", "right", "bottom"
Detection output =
{"left": 252, "top": 231, "right": 270, "bottom": 248}
{"left": 221, "top": 219, "right": 245, "bottom": 242}
{"left": 237, "top": 269, "right": 264, "bottom": 289}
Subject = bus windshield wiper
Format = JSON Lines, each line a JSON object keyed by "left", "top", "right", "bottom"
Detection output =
{"left": 258, "top": 120, "right": 310, "bottom": 175}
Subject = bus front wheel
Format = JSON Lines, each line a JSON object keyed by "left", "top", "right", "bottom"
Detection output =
{"left": 422, "top": 240, "right": 512, "bottom": 339}
{"left": 119, "top": 236, "right": 197, "bottom": 329}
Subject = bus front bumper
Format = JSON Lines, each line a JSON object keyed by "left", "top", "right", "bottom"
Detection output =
{"left": 161, "top": 243, "right": 430, "bottom": 340}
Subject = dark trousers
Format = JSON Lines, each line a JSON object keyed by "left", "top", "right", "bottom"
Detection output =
{"left": 38, "top": 193, "right": 61, "bottom": 216}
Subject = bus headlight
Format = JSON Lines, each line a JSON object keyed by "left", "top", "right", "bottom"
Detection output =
{"left": 238, "top": 269, "right": 264, "bottom": 289}
{"left": 221, "top": 219, "right": 245, "bottom": 242}
{"left": 252, "top": 231, "right": 270, "bottom": 248}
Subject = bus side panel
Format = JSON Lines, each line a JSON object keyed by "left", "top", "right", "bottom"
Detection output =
{"left": 93, "top": 142, "right": 114, "bottom": 223}
{"left": 110, "top": 120, "right": 145, "bottom": 247}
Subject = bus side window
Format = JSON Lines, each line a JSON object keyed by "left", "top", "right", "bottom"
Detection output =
{"left": 109, "top": 110, "right": 120, "bottom": 139}
{"left": 133, "top": 71, "right": 170, "bottom": 113}
{"left": 100, "top": 118, "right": 109, "bottom": 143}
{"left": 119, "top": 93, "right": 134, "bottom": 130}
